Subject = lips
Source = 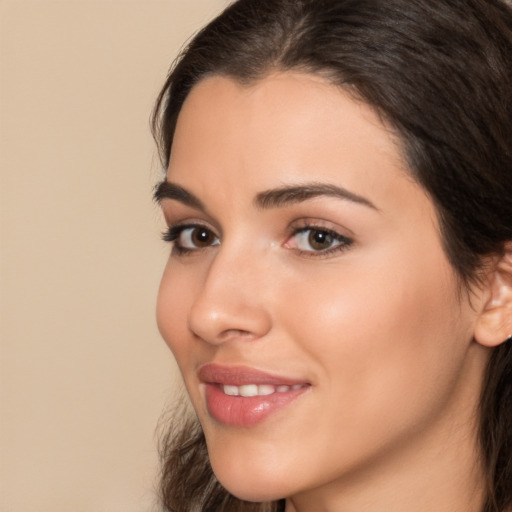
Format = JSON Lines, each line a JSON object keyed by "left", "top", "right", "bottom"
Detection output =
{"left": 198, "top": 364, "right": 310, "bottom": 427}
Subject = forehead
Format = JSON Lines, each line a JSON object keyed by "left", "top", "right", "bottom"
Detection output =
{"left": 167, "top": 72, "right": 420, "bottom": 214}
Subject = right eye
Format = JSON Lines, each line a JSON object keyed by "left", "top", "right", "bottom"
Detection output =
{"left": 163, "top": 224, "right": 220, "bottom": 253}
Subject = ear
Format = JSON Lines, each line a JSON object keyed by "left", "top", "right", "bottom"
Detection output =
{"left": 474, "top": 242, "right": 512, "bottom": 347}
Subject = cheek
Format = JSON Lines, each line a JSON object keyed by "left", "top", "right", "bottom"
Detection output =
{"left": 256, "top": 258, "right": 467, "bottom": 488}
{"left": 279, "top": 250, "right": 465, "bottom": 426}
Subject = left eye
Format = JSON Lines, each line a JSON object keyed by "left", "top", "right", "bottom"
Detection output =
{"left": 286, "top": 228, "right": 352, "bottom": 253}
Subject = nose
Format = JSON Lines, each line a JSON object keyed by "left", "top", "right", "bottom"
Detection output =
{"left": 188, "top": 247, "right": 272, "bottom": 345}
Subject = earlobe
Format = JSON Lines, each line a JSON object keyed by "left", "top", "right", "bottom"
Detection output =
{"left": 474, "top": 243, "right": 512, "bottom": 348}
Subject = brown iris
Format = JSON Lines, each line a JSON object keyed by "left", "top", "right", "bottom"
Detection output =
{"left": 308, "top": 230, "right": 333, "bottom": 251}
{"left": 191, "top": 227, "right": 216, "bottom": 247}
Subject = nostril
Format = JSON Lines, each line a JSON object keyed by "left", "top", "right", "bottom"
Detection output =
{"left": 218, "top": 329, "right": 257, "bottom": 341}
{"left": 188, "top": 302, "right": 272, "bottom": 345}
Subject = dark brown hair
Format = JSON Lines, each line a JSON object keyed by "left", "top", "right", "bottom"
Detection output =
{"left": 152, "top": 1, "right": 512, "bottom": 510}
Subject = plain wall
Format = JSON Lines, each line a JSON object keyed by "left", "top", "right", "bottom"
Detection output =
{"left": 0, "top": 1, "right": 228, "bottom": 510}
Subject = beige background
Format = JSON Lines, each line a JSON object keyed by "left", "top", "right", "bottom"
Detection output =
{"left": 0, "top": 1, "right": 228, "bottom": 510}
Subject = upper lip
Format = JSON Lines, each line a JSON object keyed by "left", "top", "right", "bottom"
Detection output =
{"left": 198, "top": 363, "right": 309, "bottom": 387}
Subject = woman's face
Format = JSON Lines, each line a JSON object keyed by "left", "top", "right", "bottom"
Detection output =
{"left": 156, "top": 73, "right": 486, "bottom": 504}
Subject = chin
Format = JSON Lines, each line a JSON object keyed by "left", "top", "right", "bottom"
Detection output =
{"left": 214, "top": 472, "right": 287, "bottom": 503}
{"left": 207, "top": 445, "right": 294, "bottom": 503}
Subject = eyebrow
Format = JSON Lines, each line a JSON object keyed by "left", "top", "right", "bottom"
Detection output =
{"left": 153, "top": 181, "right": 205, "bottom": 211}
{"left": 255, "top": 183, "right": 378, "bottom": 210}
{"left": 153, "top": 180, "right": 378, "bottom": 212}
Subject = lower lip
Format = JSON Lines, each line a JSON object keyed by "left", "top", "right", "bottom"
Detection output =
{"left": 204, "top": 383, "right": 308, "bottom": 427}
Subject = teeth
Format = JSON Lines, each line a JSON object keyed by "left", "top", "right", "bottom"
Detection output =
{"left": 258, "top": 385, "right": 275, "bottom": 396}
{"left": 239, "top": 384, "right": 258, "bottom": 397}
{"left": 223, "top": 385, "right": 240, "bottom": 396}
{"left": 221, "top": 383, "right": 303, "bottom": 396}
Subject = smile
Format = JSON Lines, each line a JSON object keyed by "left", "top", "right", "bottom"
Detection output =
{"left": 199, "top": 364, "right": 310, "bottom": 427}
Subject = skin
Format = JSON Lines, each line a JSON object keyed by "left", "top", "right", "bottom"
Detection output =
{"left": 156, "top": 73, "right": 494, "bottom": 512}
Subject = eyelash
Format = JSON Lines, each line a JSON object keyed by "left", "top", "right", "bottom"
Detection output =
{"left": 161, "top": 223, "right": 353, "bottom": 258}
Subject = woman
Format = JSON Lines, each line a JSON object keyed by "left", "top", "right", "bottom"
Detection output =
{"left": 152, "top": 1, "right": 512, "bottom": 511}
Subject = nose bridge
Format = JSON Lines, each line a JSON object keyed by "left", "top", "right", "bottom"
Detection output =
{"left": 188, "top": 240, "right": 272, "bottom": 344}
